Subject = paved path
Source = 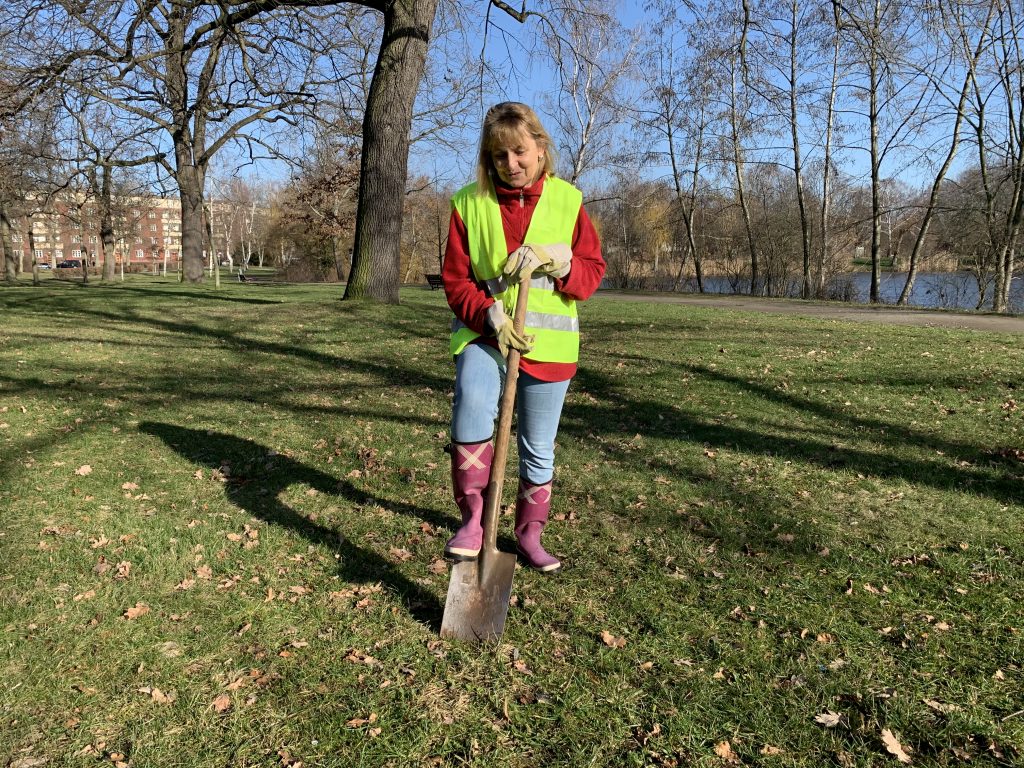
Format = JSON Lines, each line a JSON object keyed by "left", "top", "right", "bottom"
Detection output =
{"left": 595, "top": 291, "right": 1024, "bottom": 334}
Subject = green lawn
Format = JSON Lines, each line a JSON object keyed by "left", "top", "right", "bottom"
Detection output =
{"left": 1, "top": 276, "right": 1021, "bottom": 767}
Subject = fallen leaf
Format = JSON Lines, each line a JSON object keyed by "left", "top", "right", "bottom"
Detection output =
{"left": 881, "top": 728, "right": 912, "bottom": 763}
{"left": 714, "top": 740, "right": 740, "bottom": 763}
{"left": 388, "top": 547, "right": 413, "bottom": 562}
{"left": 212, "top": 694, "right": 232, "bottom": 713}
{"left": 123, "top": 602, "right": 150, "bottom": 620}
{"left": 427, "top": 558, "right": 448, "bottom": 574}
{"left": 9, "top": 758, "right": 49, "bottom": 768}
{"left": 923, "top": 699, "right": 960, "bottom": 714}
{"left": 345, "top": 712, "right": 379, "bottom": 728}
{"left": 760, "top": 745, "right": 784, "bottom": 756}
{"left": 512, "top": 659, "right": 533, "bottom": 675}
{"left": 196, "top": 565, "right": 213, "bottom": 580}
{"left": 114, "top": 561, "right": 132, "bottom": 579}
{"left": 75, "top": 465, "right": 93, "bottom": 476}
{"left": 600, "top": 630, "right": 627, "bottom": 648}
{"left": 175, "top": 578, "right": 195, "bottom": 591}
{"left": 73, "top": 589, "right": 96, "bottom": 602}
{"left": 138, "top": 686, "right": 175, "bottom": 704}
{"left": 122, "top": 482, "right": 139, "bottom": 491}
{"left": 815, "top": 711, "right": 844, "bottom": 728}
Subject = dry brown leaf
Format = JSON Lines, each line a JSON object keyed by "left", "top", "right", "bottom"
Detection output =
{"left": 512, "top": 659, "right": 533, "bottom": 675}
{"left": 815, "top": 711, "right": 844, "bottom": 728}
{"left": 714, "top": 740, "right": 740, "bottom": 764}
{"left": 345, "top": 712, "right": 378, "bottom": 728}
{"left": 388, "top": 547, "right": 413, "bottom": 562}
{"left": 123, "top": 602, "right": 150, "bottom": 620}
{"left": 760, "top": 745, "right": 784, "bottom": 756}
{"left": 114, "top": 561, "right": 132, "bottom": 579}
{"left": 138, "top": 686, "right": 175, "bottom": 704}
{"left": 122, "top": 482, "right": 140, "bottom": 491}
{"left": 881, "top": 728, "right": 912, "bottom": 763}
{"left": 923, "top": 699, "right": 960, "bottom": 714}
{"left": 73, "top": 589, "right": 96, "bottom": 602}
{"left": 427, "top": 558, "right": 448, "bottom": 574}
{"left": 175, "top": 578, "right": 195, "bottom": 591}
{"left": 212, "top": 694, "right": 232, "bottom": 713}
{"left": 196, "top": 565, "right": 213, "bottom": 580}
{"left": 600, "top": 630, "right": 627, "bottom": 648}
{"left": 75, "top": 465, "right": 93, "bottom": 476}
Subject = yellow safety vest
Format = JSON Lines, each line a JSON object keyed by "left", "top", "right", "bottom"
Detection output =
{"left": 449, "top": 176, "right": 583, "bottom": 363}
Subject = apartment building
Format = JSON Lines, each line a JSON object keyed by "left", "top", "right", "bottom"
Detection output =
{"left": 9, "top": 195, "right": 183, "bottom": 269}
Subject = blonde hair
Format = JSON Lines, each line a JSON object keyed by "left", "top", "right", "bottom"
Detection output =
{"left": 475, "top": 102, "right": 558, "bottom": 193}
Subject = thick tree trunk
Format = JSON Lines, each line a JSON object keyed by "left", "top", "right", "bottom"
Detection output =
{"left": 1, "top": 203, "right": 16, "bottom": 283}
{"left": 344, "top": 0, "right": 437, "bottom": 303}
{"left": 178, "top": 163, "right": 207, "bottom": 283}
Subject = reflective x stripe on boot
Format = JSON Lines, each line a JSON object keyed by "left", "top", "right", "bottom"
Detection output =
{"left": 444, "top": 440, "right": 493, "bottom": 561}
{"left": 514, "top": 479, "right": 562, "bottom": 573}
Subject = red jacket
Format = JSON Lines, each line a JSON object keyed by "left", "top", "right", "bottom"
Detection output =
{"left": 442, "top": 175, "right": 605, "bottom": 381}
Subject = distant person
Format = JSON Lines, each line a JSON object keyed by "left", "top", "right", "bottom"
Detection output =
{"left": 441, "top": 102, "right": 605, "bottom": 573}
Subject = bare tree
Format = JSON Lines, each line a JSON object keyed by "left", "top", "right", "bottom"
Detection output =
{"left": 896, "top": 1, "right": 998, "bottom": 305}
{"left": 541, "top": 1, "right": 637, "bottom": 187}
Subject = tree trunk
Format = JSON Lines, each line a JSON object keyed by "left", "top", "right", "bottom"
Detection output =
{"left": 788, "top": 0, "right": 812, "bottom": 300}
{"left": 344, "top": 0, "right": 437, "bottom": 303}
{"left": 178, "top": 163, "right": 207, "bottom": 282}
{"left": 1, "top": 203, "right": 16, "bottom": 283}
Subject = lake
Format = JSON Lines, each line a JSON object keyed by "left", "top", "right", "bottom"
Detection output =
{"left": 673, "top": 272, "right": 1024, "bottom": 313}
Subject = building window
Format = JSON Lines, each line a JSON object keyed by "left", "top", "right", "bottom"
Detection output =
{"left": 34, "top": 249, "right": 44, "bottom": 260}
{"left": 54, "top": 250, "right": 63, "bottom": 260}
{"left": 11, "top": 234, "right": 21, "bottom": 243}
{"left": 148, "top": 211, "right": 157, "bottom": 219}
{"left": 75, "top": 249, "right": 84, "bottom": 259}
{"left": 89, "top": 236, "right": 98, "bottom": 244}
{"left": 149, "top": 223, "right": 157, "bottom": 232}
{"left": 136, "top": 249, "right": 144, "bottom": 259}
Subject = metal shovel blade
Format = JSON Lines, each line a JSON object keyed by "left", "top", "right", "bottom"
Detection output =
{"left": 439, "top": 548, "right": 518, "bottom": 642}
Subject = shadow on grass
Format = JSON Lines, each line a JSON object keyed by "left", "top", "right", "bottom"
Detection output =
{"left": 139, "top": 421, "right": 446, "bottom": 632}
{"left": 566, "top": 356, "right": 1024, "bottom": 541}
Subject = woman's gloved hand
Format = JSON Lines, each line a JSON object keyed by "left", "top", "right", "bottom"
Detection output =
{"left": 486, "top": 300, "right": 534, "bottom": 357}
{"left": 503, "top": 245, "right": 550, "bottom": 284}
{"left": 523, "top": 242, "right": 572, "bottom": 279}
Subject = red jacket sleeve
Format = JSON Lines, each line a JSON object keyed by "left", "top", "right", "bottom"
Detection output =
{"left": 554, "top": 205, "right": 605, "bottom": 300}
{"left": 441, "top": 209, "right": 493, "bottom": 335}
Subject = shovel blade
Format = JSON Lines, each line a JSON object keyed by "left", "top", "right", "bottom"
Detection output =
{"left": 439, "top": 550, "right": 517, "bottom": 643}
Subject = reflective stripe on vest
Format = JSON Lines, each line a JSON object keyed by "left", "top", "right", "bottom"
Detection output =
{"left": 449, "top": 177, "right": 583, "bottom": 363}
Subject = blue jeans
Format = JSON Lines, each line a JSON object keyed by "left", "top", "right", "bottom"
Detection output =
{"left": 451, "top": 343, "right": 571, "bottom": 484}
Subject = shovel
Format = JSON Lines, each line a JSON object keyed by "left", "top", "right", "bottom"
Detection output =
{"left": 440, "top": 276, "right": 532, "bottom": 643}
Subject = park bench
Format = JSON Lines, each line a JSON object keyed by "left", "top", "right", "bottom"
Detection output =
{"left": 237, "top": 272, "right": 275, "bottom": 284}
{"left": 425, "top": 273, "right": 444, "bottom": 290}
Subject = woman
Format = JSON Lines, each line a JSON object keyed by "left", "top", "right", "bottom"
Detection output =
{"left": 441, "top": 102, "right": 605, "bottom": 573}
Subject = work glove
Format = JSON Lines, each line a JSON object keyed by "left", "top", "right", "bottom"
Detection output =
{"left": 486, "top": 300, "right": 534, "bottom": 357}
{"left": 524, "top": 242, "right": 572, "bottom": 279}
{"left": 502, "top": 245, "right": 551, "bottom": 284}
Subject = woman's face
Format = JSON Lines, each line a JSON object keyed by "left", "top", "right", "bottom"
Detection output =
{"left": 489, "top": 129, "right": 545, "bottom": 188}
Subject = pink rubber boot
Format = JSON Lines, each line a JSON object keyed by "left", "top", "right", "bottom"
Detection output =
{"left": 444, "top": 440, "right": 493, "bottom": 561}
{"left": 514, "top": 479, "right": 562, "bottom": 573}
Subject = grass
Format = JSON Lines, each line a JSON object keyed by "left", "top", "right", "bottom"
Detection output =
{"left": 1, "top": 275, "right": 1022, "bottom": 767}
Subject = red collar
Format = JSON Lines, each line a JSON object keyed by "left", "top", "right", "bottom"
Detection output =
{"left": 493, "top": 175, "right": 546, "bottom": 203}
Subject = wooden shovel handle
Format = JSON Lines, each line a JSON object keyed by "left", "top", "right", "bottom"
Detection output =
{"left": 480, "top": 276, "right": 531, "bottom": 552}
